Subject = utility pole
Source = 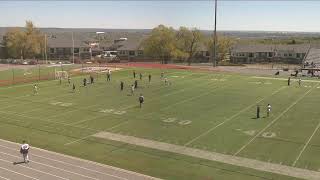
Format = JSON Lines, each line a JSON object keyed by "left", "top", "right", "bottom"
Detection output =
{"left": 212, "top": 0, "right": 218, "bottom": 67}
{"left": 72, "top": 32, "right": 75, "bottom": 64}
{"left": 44, "top": 34, "right": 47, "bottom": 64}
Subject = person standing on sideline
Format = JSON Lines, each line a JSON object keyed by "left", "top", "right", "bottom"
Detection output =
{"left": 120, "top": 81, "right": 124, "bottom": 91}
{"left": 298, "top": 78, "right": 301, "bottom": 86}
{"left": 68, "top": 76, "right": 71, "bottom": 85}
{"left": 33, "top": 84, "right": 38, "bottom": 95}
{"left": 267, "top": 104, "right": 271, "bottom": 117}
{"left": 72, "top": 83, "right": 76, "bottom": 93}
{"left": 256, "top": 105, "right": 260, "bottom": 119}
{"left": 288, "top": 77, "right": 291, "bottom": 86}
{"left": 20, "top": 140, "right": 30, "bottom": 163}
{"left": 148, "top": 74, "right": 152, "bottom": 83}
{"left": 139, "top": 94, "right": 144, "bottom": 108}
{"left": 83, "top": 78, "right": 87, "bottom": 87}
{"left": 133, "top": 70, "right": 136, "bottom": 79}
{"left": 107, "top": 69, "right": 111, "bottom": 81}
{"left": 131, "top": 84, "right": 135, "bottom": 96}
{"left": 139, "top": 73, "right": 142, "bottom": 80}
{"left": 90, "top": 75, "right": 94, "bottom": 84}
{"left": 134, "top": 80, "right": 138, "bottom": 89}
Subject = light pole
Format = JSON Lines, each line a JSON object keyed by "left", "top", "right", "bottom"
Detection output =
{"left": 72, "top": 32, "right": 75, "bottom": 64}
{"left": 44, "top": 34, "right": 47, "bottom": 64}
{"left": 212, "top": 0, "right": 218, "bottom": 67}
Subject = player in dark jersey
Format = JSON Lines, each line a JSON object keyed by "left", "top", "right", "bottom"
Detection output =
{"left": 148, "top": 74, "right": 151, "bottom": 83}
{"left": 120, "top": 81, "right": 124, "bottom": 91}
{"left": 139, "top": 94, "right": 144, "bottom": 108}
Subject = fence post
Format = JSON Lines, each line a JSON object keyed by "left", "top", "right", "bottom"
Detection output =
{"left": 12, "top": 66, "right": 15, "bottom": 85}
{"left": 38, "top": 62, "right": 40, "bottom": 81}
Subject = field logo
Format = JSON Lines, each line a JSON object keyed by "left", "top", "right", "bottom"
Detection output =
{"left": 50, "top": 101, "right": 73, "bottom": 107}
{"left": 99, "top": 109, "right": 126, "bottom": 115}
{"left": 262, "top": 132, "right": 276, "bottom": 138}
{"left": 161, "top": 117, "right": 192, "bottom": 126}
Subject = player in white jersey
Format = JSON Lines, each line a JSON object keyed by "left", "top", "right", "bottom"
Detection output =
{"left": 267, "top": 104, "right": 272, "bottom": 117}
{"left": 33, "top": 84, "right": 38, "bottom": 95}
{"left": 20, "top": 140, "right": 30, "bottom": 163}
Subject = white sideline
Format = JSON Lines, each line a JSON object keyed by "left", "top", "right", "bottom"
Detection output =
{"left": 0, "top": 158, "right": 68, "bottom": 180}
{"left": 0, "top": 138, "right": 158, "bottom": 180}
{"left": 292, "top": 120, "right": 320, "bottom": 166}
{"left": 234, "top": 84, "right": 317, "bottom": 156}
{"left": 184, "top": 86, "right": 286, "bottom": 146}
{"left": 0, "top": 166, "right": 39, "bottom": 180}
{"left": 252, "top": 76, "right": 320, "bottom": 83}
{"left": 0, "top": 174, "right": 10, "bottom": 180}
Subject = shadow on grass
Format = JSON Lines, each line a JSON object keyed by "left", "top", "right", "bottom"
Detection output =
{"left": 13, "top": 161, "right": 27, "bottom": 165}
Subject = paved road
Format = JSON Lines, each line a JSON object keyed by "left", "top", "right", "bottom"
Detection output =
{"left": 0, "top": 139, "right": 158, "bottom": 180}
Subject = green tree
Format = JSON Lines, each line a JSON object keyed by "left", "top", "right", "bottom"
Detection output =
{"left": 5, "top": 20, "right": 43, "bottom": 59}
{"left": 206, "top": 35, "right": 234, "bottom": 64}
{"left": 176, "top": 27, "right": 203, "bottom": 65}
{"left": 142, "top": 25, "right": 183, "bottom": 64}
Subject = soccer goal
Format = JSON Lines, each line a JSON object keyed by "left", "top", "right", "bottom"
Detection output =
{"left": 55, "top": 70, "right": 69, "bottom": 79}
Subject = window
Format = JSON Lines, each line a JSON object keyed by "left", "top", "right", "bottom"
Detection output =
{"left": 138, "top": 50, "right": 143, "bottom": 55}
{"left": 129, "top": 51, "right": 135, "bottom": 56}
{"left": 284, "top": 53, "right": 287, "bottom": 57}
{"left": 50, "top": 48, "right": 55, "bottom": 54}
{"left": 268, "top": 52, "right": 273, "bottom": 57}
{"left": 289, "top": 53, "right": 292, "bottom": 57}
{"left": 74, "top": 48, "right": 79, "bottom": 53}
{"left": 297, "top": 53, "right": 301, "bottom": 58}
{"left": 249, "top": 53, "right": 254, "bottom": 57}
{"left": 205, "top": 51, "right": 209, "bottom": 56}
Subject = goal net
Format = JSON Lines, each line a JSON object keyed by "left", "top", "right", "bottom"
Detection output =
{"left": 55, "top": 71, "right": 69, "bottom": 79}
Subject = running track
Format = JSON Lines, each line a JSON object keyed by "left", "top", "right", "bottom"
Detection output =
{"left": 0, "top": 139, "right": 159, "bottom": 180}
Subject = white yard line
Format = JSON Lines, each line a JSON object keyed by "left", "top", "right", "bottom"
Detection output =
{"left": 234, "top": 85, "right": 317, "bottom": 156}
{"left": 92, "top": 131, "right": 320, "bottom": 180}
{"left": 64, "top": 135, "right": 94, "bottom": 146}
{"left": 0, "top": 166, "right": 39, "bottom": 180}
{"left": 0, "top": 158, "right": 69, "bottom": 180}
{"left": 184, "top": 86, "right": 286, "bottom": 146}
{"left": 0, "top": 138, "right": 158, "bottom": 180}
{"left": 292, "top": 120, "right": 320, "bottom": 166}
{"left": 252, "top": 76, "right": 320, "bottom": 83}
{"left": 0, "top": 175, "right": 10, "bottom": 180}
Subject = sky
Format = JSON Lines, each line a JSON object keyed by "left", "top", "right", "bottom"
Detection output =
{"left": 0, "top": 1, "right": 320, "bottom": 32}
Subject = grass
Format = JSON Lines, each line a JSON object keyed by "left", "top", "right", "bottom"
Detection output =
{"left": 0, "top": 66, "right": 318, "bottom": 179}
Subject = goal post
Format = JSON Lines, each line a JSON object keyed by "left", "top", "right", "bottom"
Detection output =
{"left": 54, "top": 70, "right": 69, "bottom": 79}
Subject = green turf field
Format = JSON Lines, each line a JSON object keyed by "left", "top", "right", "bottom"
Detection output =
{"left": 0, "top": 66, "right": 319, "bottom": 179}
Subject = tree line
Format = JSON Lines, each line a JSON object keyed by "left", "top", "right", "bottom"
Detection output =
{"left": 142, "top": 24, "right": 234, "bottom": 65}
{"left": 2, "top": 21, "right": 234, "bottom": 65}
